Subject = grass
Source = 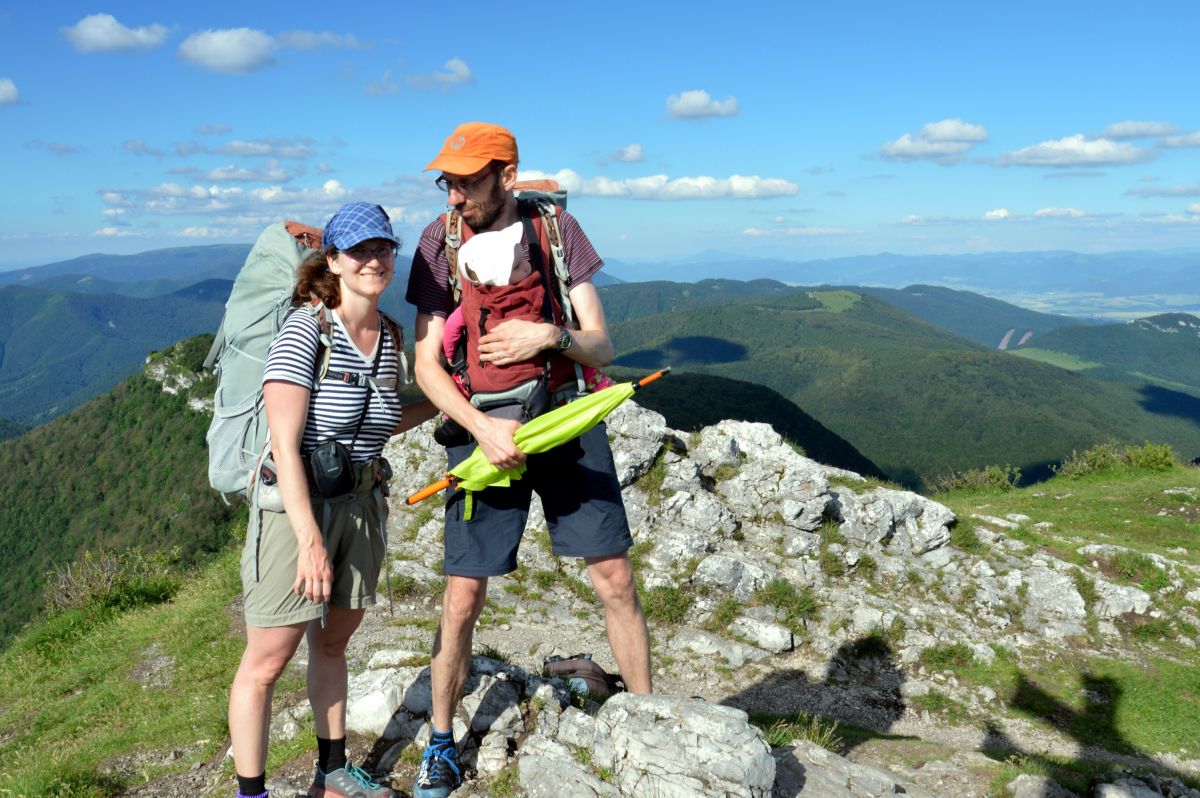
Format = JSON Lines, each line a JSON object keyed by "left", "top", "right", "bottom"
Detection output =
{"left": 919, "top": 642, "right": 976, "bottom": 671}
{"left": 0, "top": 548, "right": 258, "bottom": 797}
{"left": 641, "top": 585, "right": 693, "bottom": 625}
{"left": 748, "top": 710, "right": 843, "bottom": 752}
{"left": 1008, "top": 348, "right": 1102, "bottom": 371}
{"left": 909, "top": 690, "right": 970, "bottom": 725}
{"left": 751, "top": 578, "right": 820, "bottom": 635}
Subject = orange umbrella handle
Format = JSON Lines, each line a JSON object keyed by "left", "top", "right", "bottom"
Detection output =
{"left": 406, "top": 476, "right": 453, "bottom": 505}
{"left": 634, "top": 366, "right": 672, "bottom": 390}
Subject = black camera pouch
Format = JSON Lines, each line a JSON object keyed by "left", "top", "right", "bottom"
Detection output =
{"left": 310, "top": 438, "right": 356, "bottom": 498}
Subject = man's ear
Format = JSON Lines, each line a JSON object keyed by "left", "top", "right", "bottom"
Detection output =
{"left": 500, "top": 163, "right": 519, "bottom": 191}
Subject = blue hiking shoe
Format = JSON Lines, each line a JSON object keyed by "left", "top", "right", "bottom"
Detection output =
{"left": 308, "top": 762, "right": 393, "bottom": 798}
{"left": 412, "top": 744, "right": 462, "bottom": 798}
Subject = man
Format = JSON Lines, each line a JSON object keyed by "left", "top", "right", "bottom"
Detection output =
{"left": 405, "top": 122, "right": 651, "bottom": 798}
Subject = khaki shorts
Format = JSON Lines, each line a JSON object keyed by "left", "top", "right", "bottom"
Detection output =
{"left": 241, "top": 459, "right": 390, "bottom": 628}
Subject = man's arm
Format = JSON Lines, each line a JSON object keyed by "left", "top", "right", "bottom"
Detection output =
{"left": 476, "top": 280, "right": 613, "bottom": 367}
{"left": 412, "top": 311, "right": 524, "bottom": 469}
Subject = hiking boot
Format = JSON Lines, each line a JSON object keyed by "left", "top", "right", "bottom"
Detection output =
{"left": 412, "top": 744, "right": 462, "bottom": 798}
{"left": 308, "top": 762, "right": 394, "bottom": 798}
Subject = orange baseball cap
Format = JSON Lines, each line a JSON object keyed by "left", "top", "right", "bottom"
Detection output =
{"left": 424, "top": 122, "right": 519, "bottom": 174}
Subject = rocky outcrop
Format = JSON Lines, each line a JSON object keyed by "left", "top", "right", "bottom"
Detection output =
{"left": 237, "top": 401, "right": 1198, "bottom": 797}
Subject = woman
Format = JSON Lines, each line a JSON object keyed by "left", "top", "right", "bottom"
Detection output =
{"left": 228, "top": 202, "right": 435, "bottom": 798}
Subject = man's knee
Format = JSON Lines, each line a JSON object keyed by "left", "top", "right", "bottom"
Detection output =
{"left": 441, "top": 576, "right": 488, "bottom": 630}
{"left": 586, "top": 554, "right": 639, "bottom": 607}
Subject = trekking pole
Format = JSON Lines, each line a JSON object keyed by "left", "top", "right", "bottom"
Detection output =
{"left": 406, "top": 475, "right": 454, "bottom": 505}
{"left": 634, "top": 367, "right": 671, "bottom": 391}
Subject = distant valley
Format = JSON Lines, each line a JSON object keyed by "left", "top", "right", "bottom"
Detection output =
{"left": 2, "top": 244, "right": 1198, "bottom": 493}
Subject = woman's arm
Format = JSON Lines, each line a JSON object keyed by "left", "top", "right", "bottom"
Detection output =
{"left": 393, "top": 397, "right": 438, "bottom": 435}
{"left": 263, "top": 380, "right": 331, "bottom": 605}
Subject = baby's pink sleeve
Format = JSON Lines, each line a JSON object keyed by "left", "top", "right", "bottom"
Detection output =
{"left": 443, "top": 305, "right": 466, "bottom": 361}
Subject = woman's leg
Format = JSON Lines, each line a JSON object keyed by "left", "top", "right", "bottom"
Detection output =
{"left": 229, "top": 622, "right": 308, "bottom": 778}
{"left": 307, "top": 607, "right": 366, "bottom": 739}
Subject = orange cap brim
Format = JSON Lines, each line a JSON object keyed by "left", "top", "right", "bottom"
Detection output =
{"left": 423, "top": 152, "right": 494, "bottom": 174}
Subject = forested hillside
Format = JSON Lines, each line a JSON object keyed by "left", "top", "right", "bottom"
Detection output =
{"left": 855, "top": 284, "right": 1084, "bottom": 349}
{"left": 610, "top": 291, "right": 1200, "bottom": 488}
{"left": 0, "top": 336, "right": 239, "bottom": 646}
{"left": 1014, "top": 312, "right": 1200, "bottom": 392}
{"left": 0, "top": 286, "right": 224, "bottom": 424}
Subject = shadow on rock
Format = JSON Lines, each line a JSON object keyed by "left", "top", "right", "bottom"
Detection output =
{"left": 719, "top": 636, "right": 909, "bottom": 754}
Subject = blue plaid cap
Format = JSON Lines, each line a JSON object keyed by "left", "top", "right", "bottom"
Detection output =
{"left": 323, "top": 202, "right": 400, "bottom": 251}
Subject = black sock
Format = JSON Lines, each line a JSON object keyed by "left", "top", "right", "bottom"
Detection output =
{"left": 431, "top": 728, "right": 454, "bottom": 749}
{"left": 236, "top": 772, "right": 266, "bottom": 797}
{"left": 317, "top": 736, "right": 347, "bottom": 773}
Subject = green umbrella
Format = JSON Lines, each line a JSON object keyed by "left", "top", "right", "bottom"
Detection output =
{"left": 407, "top": 368, "right": 670, "bottom": 516}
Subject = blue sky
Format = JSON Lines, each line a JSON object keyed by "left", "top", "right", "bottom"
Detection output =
{"left": 3, "top": 2, "right": 1200, "bottom": 270}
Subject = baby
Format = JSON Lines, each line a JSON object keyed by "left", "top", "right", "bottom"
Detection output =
{"left": 441, "top": 220, "right": 614, "bottom": 401}
{"left": 457, "top": 220, "right": 532, "bottom": 287}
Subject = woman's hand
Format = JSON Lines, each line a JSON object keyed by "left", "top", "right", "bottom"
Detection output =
{"left": 293, "top": 535, "right": 333, "bottom": 604}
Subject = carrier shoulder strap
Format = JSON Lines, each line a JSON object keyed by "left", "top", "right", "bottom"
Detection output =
{"left": 445, "top": 209, "right": 464, "bottom": 305}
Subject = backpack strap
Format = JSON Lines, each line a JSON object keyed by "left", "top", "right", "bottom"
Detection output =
{"left": 444, "top": 209, "right": 464, "bottom": 305}
{"left": 523, "top": 198, "right": 585, "bottom": 394}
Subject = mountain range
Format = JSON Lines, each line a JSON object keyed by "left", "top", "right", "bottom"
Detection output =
{"left": 2, "top": 243, "right": 1198, "bottom": 490}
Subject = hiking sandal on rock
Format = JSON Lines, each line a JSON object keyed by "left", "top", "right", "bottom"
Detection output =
{"left": 413, "top": 744, "right": 462, "bottom": 798}
{"left": 308, "top": 762, "right": 394, "bottom": 798}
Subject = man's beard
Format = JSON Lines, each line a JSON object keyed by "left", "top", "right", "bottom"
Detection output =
{"left": 464, "top": 180, "right": 507, "bottom": 232}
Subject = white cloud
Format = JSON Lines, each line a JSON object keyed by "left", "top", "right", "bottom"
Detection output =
{"left": 0, "top": 77, "right": 17, "bottom": 105}
{"left": 316, "top": 162, "right": 336, "bottom": 174}
{"left": 216, "top": 138, "right": 313, "bottom": 159}
{"left": 203, "top": 162, "right": 294, "bottom": 183}
{"left": 195, "top": 123, "right": 231, "bottom": 135}
{"left": 520, "top": 169, "right": 796, "bottom": 200}
{"left": 666, "top": 89, "right": 738, "bottom": 119}
{"left": 101, "top": 208, "right": 127, "bottom": 218}
{"left": 123, "top": 139, "right": 165, "bottom": 157}
{"left": 983, "top": 208, "right": 1010, "bottom": 220}
{"left": 1101, "top": 120, "right": 1177, "bottom": 139}
{"left": 880, "top": 118, "right": 988, "bottom": 163}
{"left": 919, "top": 118, "right": 987, "bottom": 142}
{"left": 179, "top": 29, "right": 276, "bottom": 74}
{"left": 1189, "top": 203, "right": 1200, "bottom": 215}
{"left": 1033, "top": 207, "right": 1086, "bottom": 218}
{"left": 408, "top": 58, "right": 473, "bottom": 90}
{"left": 64, "top": 14, "right": 168, "bottom": 53}
{"left": 1000, "top": 134, "right": 1151, "bottom": 167}
{"left": 743, "top": 226, "right": 850, "bottom": 237}
{"left": 179, "top": 226, "right": 235, "bottom": 237}
{"left": 612, "top": 144, "right": 644, "bottom": 163}
{"left": 276, "top": 30, "right": 363, "bottom": 50}
{"left": 364, "top": 70, "right": 401, "bottom": 96}
{"left": 1161, "top": 131, "right": 1200, "bottom": 148}
{"left": 92, "top": 227, "right": 146, "bottom": 238}
{"left": 1127, "top": 182, "right": 1200, "bottom": 198}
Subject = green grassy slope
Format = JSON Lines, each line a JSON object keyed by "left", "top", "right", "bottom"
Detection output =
{"left": 0, "top": 286, "right": 224, "bottom": 424}
{"left": 855, "top": 284, "right": 1084, "bottom": 349}
{"left": 0, "top": 337, "right": 239, "bottom": 645}
{"left": 1014, "top": 313, "right": 1200, "bottom": 392}
{"left": 598, "top": 278, "right": 804, "bottom": 323}
{"left": 610, "top": 292, "right": 1200, "bottom": 488}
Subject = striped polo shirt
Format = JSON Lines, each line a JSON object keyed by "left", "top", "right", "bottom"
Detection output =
{"left": 406, "top": 207, "right": 604, "bottom": 318}
{"left": 262, "top": 308, "right": 403, "bottom": 461}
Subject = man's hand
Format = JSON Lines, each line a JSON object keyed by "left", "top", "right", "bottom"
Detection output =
{"left": 472, "top": 414, "right": 525, "bottom": 469}
{"left": 478, "top": 319, "right": 555, "bottom": 366}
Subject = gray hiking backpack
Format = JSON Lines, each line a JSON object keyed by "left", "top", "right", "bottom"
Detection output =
{"left": 204, "top": 222, "right": 332, "bottom": 500}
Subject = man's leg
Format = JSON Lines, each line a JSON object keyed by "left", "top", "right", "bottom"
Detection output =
{"left": 585, "top": 553, "right": 652, "bottom": 694}
{"left": 429, "top": 575, "right": 489, "bottom": 732}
